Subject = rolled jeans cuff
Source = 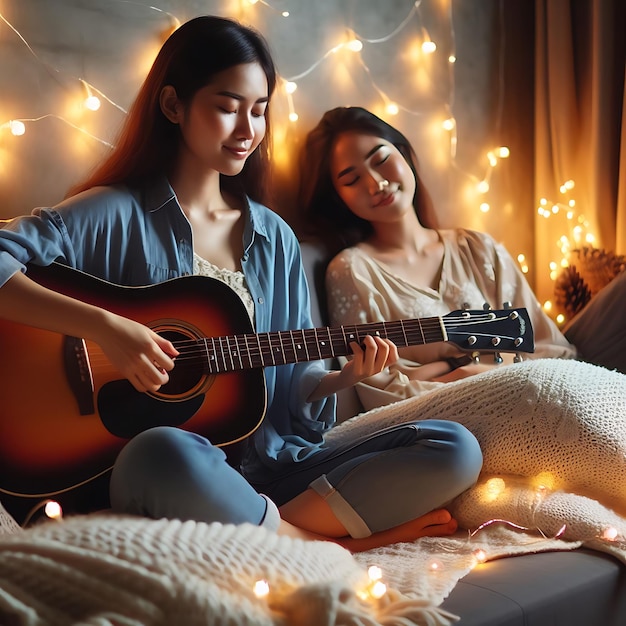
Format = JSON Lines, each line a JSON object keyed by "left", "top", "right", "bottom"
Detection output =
{"left": 309, "top": 474, "right": 372, "bottom": 539}
{"left": 259, "top": 494, "right": 281, "bottom": 532}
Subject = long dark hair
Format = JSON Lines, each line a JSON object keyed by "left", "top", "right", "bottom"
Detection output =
{"left": 299, "top": 106, "right": 437, "bottom": 253}
{"left": 68, "top": 15, "right": 277, "bottom": 204}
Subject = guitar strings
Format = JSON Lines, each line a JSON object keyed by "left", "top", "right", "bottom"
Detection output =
{"left": 84, "top": 312, "right": 515, "bottom": 372}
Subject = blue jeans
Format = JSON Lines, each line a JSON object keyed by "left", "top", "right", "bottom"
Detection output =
{"left": 110, "top": 420, "right": 482, "bottom": 538}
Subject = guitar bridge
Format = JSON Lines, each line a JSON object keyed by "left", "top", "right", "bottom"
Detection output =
{"left": 63, "top": 335, "right": 95, "bottom": 415}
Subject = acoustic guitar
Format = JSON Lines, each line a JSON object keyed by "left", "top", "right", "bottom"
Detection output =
{"left": 0, "top": 262, "right": 534, "bottom": 499}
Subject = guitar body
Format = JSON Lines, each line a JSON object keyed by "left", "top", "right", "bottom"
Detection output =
{"left": 1, "top": 263, "right": 266, "bottom": 498}
{"left": 1, "top": 262, "right": 534, "bottom": 508}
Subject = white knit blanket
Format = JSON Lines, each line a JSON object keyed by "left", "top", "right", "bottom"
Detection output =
{"left": 0, "top": 359, "right": 624, "bottom": 625}
{"left": 0, "top": 515, "right": 458, "bottom": 626}
{"left": 334, "top": 358, "right": 626, "bottom": 596}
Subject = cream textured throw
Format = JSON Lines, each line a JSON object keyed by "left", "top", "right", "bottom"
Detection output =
{"left": 331, "top": 358, "right": 626, "bottom": 593}
{"left": 0, "top": 503, "right": 20, "bottom": 536}
{"left": 1, "top": 358, "right": 624, "bottom": 625}
{"left": 0, "top": 514, "right": 458, "bottom": 626}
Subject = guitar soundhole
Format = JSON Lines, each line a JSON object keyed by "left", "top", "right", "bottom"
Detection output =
{"left": 156, "top": 329, "right": 206, "bottom": 398}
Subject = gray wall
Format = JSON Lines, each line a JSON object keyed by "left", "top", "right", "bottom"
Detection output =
{"left": 0, "top": 0, "right": 535, "bottom": 286}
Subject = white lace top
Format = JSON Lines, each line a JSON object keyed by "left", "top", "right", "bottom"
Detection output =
{"left": 193, "top": 253, "right": 255, "bottom": 323}
{"left": 325, "top": 228, "right": 576, "bottom": 410}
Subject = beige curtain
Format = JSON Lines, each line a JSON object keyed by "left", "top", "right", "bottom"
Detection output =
{"left": 534, "top": 0, "right": 625, "bottom": 303}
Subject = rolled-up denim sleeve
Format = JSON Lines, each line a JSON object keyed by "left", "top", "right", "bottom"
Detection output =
{"left": 0, "top": 210, "right": 73, "bottom": 287}
{"left": 0, "top": 250, "right": 26, "bottom": 287}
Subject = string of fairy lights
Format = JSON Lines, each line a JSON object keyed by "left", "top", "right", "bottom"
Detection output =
{"left": 0, "top": 2, "right": 507, "bottom": 195}
{"left": 0, "top": 0, "right": 594, "bottom": 315}
{"left": 23, "top": 471, "right": 624, "bottom": 605}
{"left": 2, "top": 0, "right": 619, "bottom": 602}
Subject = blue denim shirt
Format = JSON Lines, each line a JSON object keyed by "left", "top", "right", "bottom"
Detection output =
{"left": 0, "top": 177, "right": 336, "bottom": 479}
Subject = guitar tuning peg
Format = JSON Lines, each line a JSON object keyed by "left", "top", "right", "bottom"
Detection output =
{"left": 462, "top": 302, "right": 471, "bottom": 310}
{"left": 514, "top": 353, "right": 523, "bottom": 363}
{"left": 502, "top": 301, "right": 512, "bottom": 309}
{"left": 493, "top": 352, "right": 503, "bottom": 364}
{"left": 483, "top": 302, "right": 492, "bottom": 310}
{"left": 471, "top": 351, "right": 481, "bottom": 364}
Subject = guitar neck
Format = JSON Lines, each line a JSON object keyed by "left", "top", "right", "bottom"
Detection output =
{"left": 21, "top": 263, "right": 533, "bottom": 377}
{"left": 196, "top": 318, "right": 444, "bottom": 374}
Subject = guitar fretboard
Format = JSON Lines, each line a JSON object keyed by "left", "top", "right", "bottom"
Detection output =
{"left": 187, "top": 318, "right": 446, "bottom": 374}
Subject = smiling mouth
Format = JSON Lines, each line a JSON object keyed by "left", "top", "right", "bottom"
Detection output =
{"left": 224, "top": 146, "right": 249, "bottom": 159}
{"left": 374, "top": 191, "right": 395, "bottom": 208}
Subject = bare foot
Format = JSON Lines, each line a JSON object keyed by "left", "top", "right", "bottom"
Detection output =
{"left": 277, "top": 509, "right": 458, "bottom": 553}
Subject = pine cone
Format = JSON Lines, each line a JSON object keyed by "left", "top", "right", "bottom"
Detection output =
{"left": 554, "top": 265, "right": 592, "bottom": 319}
{"left": 569, "top": 246, "right": 626, "bottom": 296}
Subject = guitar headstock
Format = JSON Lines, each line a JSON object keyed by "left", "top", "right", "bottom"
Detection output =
{"left": 443, "top": 307, "right": 534, "bottom": 355}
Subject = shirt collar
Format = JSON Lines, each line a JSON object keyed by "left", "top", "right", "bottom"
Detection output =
{"left": 139, "top": 175, "right": 271, "bottom": 243}
{"left": 246, "top": 197, "right": 269, "bottom": 241}
{"left": 142, "top": 176, "right": 178, "bottom": 213}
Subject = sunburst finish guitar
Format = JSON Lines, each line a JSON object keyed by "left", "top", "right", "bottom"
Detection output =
{"left": 0, "top": 262, "right": 534, "bottom": 499}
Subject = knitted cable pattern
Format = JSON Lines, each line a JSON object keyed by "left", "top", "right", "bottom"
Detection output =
{"left": 329, "top": 358, "right": 626, "bottom": 569}
{"left": 0, "top": 515, "right": 458, "bottom": 626}
{"left": 0, "top": 502, "right": 20, "bottom": 536}
{"left": 2, "top": 358, "right": 625, "bottom": 623}
{"left": 328, "top": 358, "right": 626, "bottom": 512}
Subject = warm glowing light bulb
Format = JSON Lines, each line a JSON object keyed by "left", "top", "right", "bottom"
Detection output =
{"left": 253, "top": 579, "right": 270, "bottom": 597}
{"left": 473, "top": 549, "right": 487, "bottom": 563}
{"left": 556, "top": 313, "right": 565, "bottom": 324}
{"left": 496, "top": 146, "right": 510, "bottom": 158}
{"left": 422, "top": 40, "right": 437, "bottom": 54}
{"left": 9, "top": 120, "right": 26, "bottom": 136}
{"left": 346, "top": 39, "right": 363, "bottom": 52}
{"left": 84, "top": 95, "right": 101, "bottom": 111}
{"left": 284, "top": 81, "right": 297, "bottom": 94}
{"left": 568, "top": 199, "right": 576, "bottom": 207}
{"left": 602, "top": 527, "right": 618, "bottom": 541}
{"left": 442, "top": 118, "right": 455, "bottom": 131}
{"left": 543, "top": 300, "right": 553, "bottom": 312}
{"left": 44, "top": 500, "right": 62, "bottom": 519}
{"left": 477, "top": 180, "right": 490, "bottom": 194}
{"left": 288, "top": 112, "right": 299, "bottom": 122}
{"left": 359, "top": 566, "right": 387, "bottom": 601}
{"left": 521, "top": 264, "right": 529, "bottom": 274}
{"left": 370, "top": 581, "right": 387, "bottom": 599}
{"left": 479, "top": 202, "right": 490, "bottom": 213}
{"left": 448, "top": 54, "right": 456, "bottom": 63}
{"left": 539, "top": 197, "right": 548, "bottom": 205}
{"left": 281, "top": 11, "right": 290, "bottom": 17}
{"left": 533, "top": 473, "right": 556, "bottom": 492}
{"left": 429, "top": 560, "right": 442, "bottom": 571}
{"left": 585, "top": 233, "right": 596, "bottom": 244}
{"left": 385, "top": 102, "right": 399, "bottom": 115}
{"left": 517, "top": 253, "right": 526, "bottom": 263}
{"left": 485, "top": 477, "right": 506, "bottom": 497}
{"left": 487, "top": 151, "right": 498, "bottom": 167}
{"left": 572, "top": 227, "right": 583, "bottom": 244}
{"left": 563, "top": 179, "right": 575, "bottom": 190}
